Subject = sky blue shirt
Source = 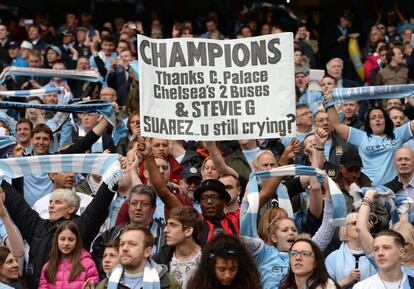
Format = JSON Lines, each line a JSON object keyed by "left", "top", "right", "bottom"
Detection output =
{"left": 347, "top": 123, "right": 412, "bottom": 185}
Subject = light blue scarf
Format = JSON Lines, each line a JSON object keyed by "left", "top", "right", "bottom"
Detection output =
{"left": 324, "top": 84, "right": 414, "bottom": 108}
{"left": 0, "top": 66, "right": 103, "bottom": 83}
{"left": 108, "top": 261, "right": 160, "bottom": 289}
{"left": 0, "top": 86, "right": 63, "bottom": 98}
{"left": 0, "top": 100, "right": 115, "bottom": 126}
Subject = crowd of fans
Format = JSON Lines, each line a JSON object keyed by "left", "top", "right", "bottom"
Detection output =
{"left": 0, "top": 2, "right": 412, "bottom": 289}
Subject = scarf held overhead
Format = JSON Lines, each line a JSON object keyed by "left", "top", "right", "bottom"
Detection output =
{"left": 0, "top": 100, "right": 115, "bottom": 126}
{"left": 0, "top": 153, "right": 121, "bottom": 188}
{"left": 241, "top": 165, "right": 347, "bottom": 237}
{"left": 0, "top": 86, "right": 64, "bottom": 98}
{"left": 0, "top": 66, "right": 104, "bottom": 84}
{"left": 324, "top": 84, "right": 414, "bottom": 107}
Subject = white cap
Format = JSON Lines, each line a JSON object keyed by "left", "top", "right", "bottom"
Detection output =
{"left": 20, "top": 40, "right": 33, "bottom": 50}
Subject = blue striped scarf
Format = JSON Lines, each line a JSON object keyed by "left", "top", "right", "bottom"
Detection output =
{"left": 0, "top": 153, "right": 122, "bottom": 189}
{"left": 0, "top": 86, "right": 63, "bottom": 98}
{"left": 108, "top": 261, "right": 160, "bottom": 289}
{"left": 0, "top": 66, "right": 103, "bottom": 84}
{"left": 324, "top": 84, "right": 414, "bottom": 108}
{"left": 241, "top": 165, "right": 347, "bottom": 237}
{"left": 0, "top": 100, "right": 115, "bottom": 126}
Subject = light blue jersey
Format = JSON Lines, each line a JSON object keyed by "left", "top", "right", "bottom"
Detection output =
{"left": 347, "top": 123, "right": 412, "bottom": 185}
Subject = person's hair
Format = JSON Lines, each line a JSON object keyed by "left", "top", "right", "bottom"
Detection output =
{"left": 364, "top": 107, "right": 395, "bottom": 139}
{"left": 45, "top": 221, "right": 84, "bottom": 284}
{"left": 201, "top": 157, "right": 215, "bottom": 175}
{"left": 118, "top": 39, "right": 131, "bottom": 51}
{"left": 313, "top": 109, "right": 327, "bottom": 120}
{"left": 326, "top": 58, "right": 343, "bottom": 70}
{"left": 128, "top": 184, "right": 157, "bottom": 206}
{"left": 168, "top": 206, "right": 202, "bottom": 243}
{"left": 258, "top": 207, "right": 288, "bottom": 244}
{"left": 127, "top": 111, "right": 139, "bottom": 135}
{"left": 322, "top": 74, "right": 337, "bottom": 85}
{"left": 297, "top": 23, "right": 307, "bottom": 30}
{"left": 280, "top": 238, "right": 338, "bottom": 289}
{"left": 29, "top": 49, "right": 42, "bottom": 59}
{"left": 296, "top": 103, "right": 310, "bottom": 111}
{"left": 50, "top": 188, "right": 81, "bottom": 213}
{"left": 28, "top": 24, "right": 42, "bottom": 34}
{"left": 16, "top": 118, "right": 33, "bottom": 130}
{"left": 104, "top": 239, "right": 120, "bottom": 251}
{"left": 386, "top": 46, "right": 401, "bottom": 63}
{"left": 393, "top": 221, "right": 414, "bottom": 250}
{"left": 31, "top": 123, "right": 53, "bottom": 140}
{"left": 375, "top": 229, "right": 405, "bottom": 247}
{"left": 338, "top": 212, "right": 358, "bottom": 241}
{"left": 253, "top": 149, "right": 276, "bottom": 169}
{"left": 101, "top": 35, "right": 116, "bottom": 44}
{"left": 187, "top": 233, "right": 261, "bottom": 289}
{"left": 26, "top": 96, "right": 43, "bottom": 104}
{"left": 378, "top": 44, "right": 389, "bottom": 54}
{"left": 0, "top": 246, "right": 11, "bottom": 267}
{"left": 122, "top": 224, "right": 155, "bottom": 249}
{"left": 294, "top": 47, "right": 303, "bottom": 55}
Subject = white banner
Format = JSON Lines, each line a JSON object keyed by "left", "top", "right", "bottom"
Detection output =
{"left": 138, "top": 33, "right": 295, "bottom": 140}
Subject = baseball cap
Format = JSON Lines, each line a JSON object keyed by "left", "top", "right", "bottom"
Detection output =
{"left": 340, "top": 151, "right": 362, "bottom": 168}
{"left": 182, "top": 166, "right": 202, "bottom": 180}
{"left": 7, "top": 41, "right": 19, "bottom": 49}
{"left": 20, "top": 40, "right": 33, "bottom": 50}
{"left": 46, "top": 45, "right": 62, "bottom": 56}
{"left": 62, "top": 29, "right": 76, "bottom": 36}
{"left": 194, "top": 179, "right": 231, "bottom": 203}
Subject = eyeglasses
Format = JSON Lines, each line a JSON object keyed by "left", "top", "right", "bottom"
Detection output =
{"left": 130, "top": 201, "right": 151, "bottom": 208}
{"left": 289, "top": 250, "right": 313, "bottom": 258}
{"left": 200, "top": 194, "right": 222, "bottom": 202}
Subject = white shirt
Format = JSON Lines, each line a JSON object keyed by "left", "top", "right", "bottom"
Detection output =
{"left": 353, "top": 272, "right": 407, "bottom": 289}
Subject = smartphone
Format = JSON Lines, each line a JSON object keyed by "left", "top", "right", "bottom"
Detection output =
{"left": 111, "top": 52, "right": 118, "bottom": 59}
{"left": 410, "top": 34, "right": 414, "bottom": 48}
{"left": 24, "top": 19, "right": 34, "bottom": 25}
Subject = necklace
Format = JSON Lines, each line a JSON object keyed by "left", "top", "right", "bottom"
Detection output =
{"left": 378, "top": 273, "right": 403, "bottom": 289}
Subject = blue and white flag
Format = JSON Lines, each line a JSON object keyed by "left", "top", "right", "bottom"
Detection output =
{"left": 0, "top": 136, "right": 15, "bottom": 158}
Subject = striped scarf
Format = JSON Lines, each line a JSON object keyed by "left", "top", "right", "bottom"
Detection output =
{"left": 0, "top": 66, "right": 103, "bottom": 83}
{"left": 0, "top": 100, "right": 115, "bottom": 126}
{"left": 241, "top": 165, "right": 347, "bottom": 237}
{"left": 324, "top": 84, "right": 414, "bottom": 109}
{"left": 0, "top": 153, "right": 122, "bottom": 190}
{"left": 107, "top": 261, "right": 160, "bottom": 289}
{"left": 0, "top": 86, "right": 63, "bottom": 98}
{"left": 323, "top": 84, "right": 414, "bottom": 108}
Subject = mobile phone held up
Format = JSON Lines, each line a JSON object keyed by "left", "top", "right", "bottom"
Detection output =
{"left": 24, "top": 19, "right": 34, "bottom": 25}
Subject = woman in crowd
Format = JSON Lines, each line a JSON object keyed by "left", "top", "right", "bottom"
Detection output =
{"left": 280, "top": 238, "right": 339, "bottom": 289}
{"left": 0, "top": 246, "right": 24, "bottom": 289}
{"left": 325, "top": 213, "right": 376, "bottom": 288}
{"left": 39, "top": 221, "right": 99, "bottom": 289}
{"left": 327, "top": 106, "right": 414, "bottom": 185}
{"left": 186, "top": 233, "right": 261, "bottom": 289}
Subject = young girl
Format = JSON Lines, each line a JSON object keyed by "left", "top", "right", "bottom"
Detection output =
{"left": 187, "top": 233, "right": 261, "bottom": 289}
{"left": 39, "top": 221, "right": 99, "bottom": 289}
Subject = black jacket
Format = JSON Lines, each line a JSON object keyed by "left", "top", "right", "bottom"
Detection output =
{"left": 2, "top": 180, "right": 115, "bottom": 289}
{"left": 153, "top": 245, "right": 175, "bottom": 270}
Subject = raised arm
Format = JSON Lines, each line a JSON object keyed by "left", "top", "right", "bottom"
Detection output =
{"left": 356, "top": 189, "right": 376, "bottom": 255}
{"left": 326, "top": 105, "right": 349, "bottom": 141}
{"left": 204, "top": 141, "right": 239, "bottom": 178}
{"left": 0, "top": 195, "right": 24, "bottom": 257}
{"left": 140, "top": 139, "right": 182, "bottom": 210}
